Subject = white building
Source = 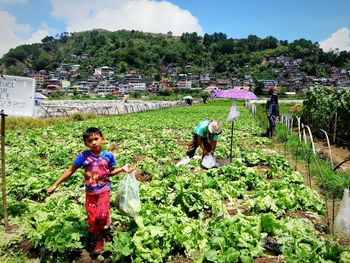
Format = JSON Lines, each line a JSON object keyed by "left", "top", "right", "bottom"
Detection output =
{"left": 118, "top": 84, "right": 134, "bottom": 94}
{"left": 124, "top": 74, "right": 142, "bottom": 83}
{"left": 130, "top": 82, "right": 146, "bottom": 91}
{"left": 94, "top": 66, "right": 115, "bottom": 78}
{"left": 71, "top": 64, "right": 80, "bottom": 71}
{"left": 176, "top": 80, "right": 192, "bottom": 89}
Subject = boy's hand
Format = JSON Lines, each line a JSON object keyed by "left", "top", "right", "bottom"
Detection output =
{"left": 122, "top": 164, "right": 133, "bottom": 173}
{"left": 47, "top": 184, "right": 57, "bottom": 196}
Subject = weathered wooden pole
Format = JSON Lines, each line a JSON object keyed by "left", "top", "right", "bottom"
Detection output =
{"left": 1, "top": 110, "right": 8, "bottom": 228}
{"left": 333, "top": 112, "right": 338, "bottom": 144}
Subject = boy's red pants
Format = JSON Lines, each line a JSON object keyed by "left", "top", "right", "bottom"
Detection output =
{"left": 85, "top": 190, "right": 110, "bottom": 234}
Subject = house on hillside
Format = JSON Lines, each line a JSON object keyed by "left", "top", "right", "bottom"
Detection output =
{"left": 147, "top": 81, "right": 166, "bottom": 93}
{"left": 48, "top": 78, "right": 60, "bottom": 86}
{"left": 95, "top": 81, "right": 116, "bottom": 96}
{"left": 69, "top": 65, "right": 80, "bottom": 78}
{"left": 204, "top": 85, "right": 219, "bottom": 93}
{"left": 216, "top": 79, "right": 231, "bottom": 89}
{"left": 130, "top": 82, "right": 146, "bottom": 91}
{"left": 124, "top": 74, "right": 142, "bottom": 83}
{"left": 33, "top": 70, "right": 47, "bottom": 88}
{"left": 161, "top": 63, "right": 177, "bottom": 75}
{"left": 200, "top": 73, "right": 211, "bottom": 85}
{"left": 94, "top": 66, "right": 114, "bottom": 78}
{"left": 176, "top": 80, "right": 192, "bottom": 89}
{"left": 233, "top": 86, "right": 250, "bottom": 91}
{"left": 44, "top": 84, "right": 64, "bottom": 95}
{"left": 123, "top": 74, "right": 146, "bottom": 91}
{"left": 69, "top": 82, "right": 89, "bottom": 95}
{"left": 185, "top": 63, "right": 193, "bottom": 71}
{"left": 177, "top": 73, "right": 187, "bottom": 81}
{"left": 117, "top": 83, "right": 134, "bottom": 94}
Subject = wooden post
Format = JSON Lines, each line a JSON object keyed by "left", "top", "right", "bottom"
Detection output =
{"left": 295, "top": 141, "right": 299, "bottom": 170}
{"left": 332, "top": 195, "right": 335, "bottom": 235}
{"left": 307, "top": 159, "right": 311, "bottom": 188}
{"left": 324, "top": 194, "right": 329, "bottom": 231}
{"left": 284, "top": 122, "right": 288, "bottom": 155}
{"left": 333, "top": 112, "right": 337, "bottom": 144}
{"left": 230, "top": 121, "right": 234, "bottom": 163}
{"left": 306, "top": 147, "right": 311, "bottom": 188}
{"left": 1, "top": 110, "right": 8, "bottom": 228}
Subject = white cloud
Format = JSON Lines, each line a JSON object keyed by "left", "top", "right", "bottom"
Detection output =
{"left": 24, "top": 29, "right": 50, "bottom": 45}
{"left": 50, "top": 0, "right": 203, "bottom": 36}
{"left": 0, "top": 11, "right": 49, "bottom": 57}
{"left": 319, "top": 27, "right": 350, "bottom": 52}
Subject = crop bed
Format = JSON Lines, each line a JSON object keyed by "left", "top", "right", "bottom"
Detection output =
{"left": 1, "top": 100, "right": 349, "bottom": 262}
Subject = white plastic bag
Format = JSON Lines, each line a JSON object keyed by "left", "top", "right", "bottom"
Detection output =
{"left": 201, "top": 154, "right": 217, "bottom": 169}
{"left": 227, "top": 101, "right": 240, "bottom": 122}
{"left": 334, "top": 188, "right": 350, "bottom": 233}
{"left": 176, "top": 156, "right": 190, "bottom": 167}
{"left": 116, "top": 172, "right": 141, "bottom": 217}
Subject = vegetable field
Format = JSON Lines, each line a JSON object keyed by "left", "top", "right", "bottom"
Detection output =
{"left": 1, "top": 100, "right": 349, "bottom": 262}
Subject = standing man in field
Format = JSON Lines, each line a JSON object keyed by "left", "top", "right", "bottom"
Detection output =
{"left": 47, "top": 127, "right": 133, "bottom": 253}
{"left": 266, "top": 92, "right": 280, "bottom": 137}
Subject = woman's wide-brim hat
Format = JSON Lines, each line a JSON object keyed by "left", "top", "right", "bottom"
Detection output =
{"left": 208, "top": 121, "right": 222, "bottom": 135}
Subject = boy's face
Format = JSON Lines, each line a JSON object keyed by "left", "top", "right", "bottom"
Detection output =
{"left": 84, "top": 133, "right": 104, "bottom": 154}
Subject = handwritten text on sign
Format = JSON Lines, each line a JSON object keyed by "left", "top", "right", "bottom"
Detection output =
{"left": 0, "top": 75, "right": 35, "bottom": 117}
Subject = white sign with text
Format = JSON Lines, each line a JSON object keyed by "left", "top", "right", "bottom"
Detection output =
{"left": 0, "top": 75, "right": 35, "bottom": 117}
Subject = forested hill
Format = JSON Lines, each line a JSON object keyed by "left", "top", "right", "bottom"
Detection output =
{"left": 1, "top": 29, "right": 350, "bottom": 79}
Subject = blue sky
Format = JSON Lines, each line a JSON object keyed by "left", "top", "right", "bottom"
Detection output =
{"left": 1, "top": 0, "right": 350, "bottom": 57}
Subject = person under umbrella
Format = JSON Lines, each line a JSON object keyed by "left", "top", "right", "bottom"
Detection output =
{"left": 183, "top": 95, "right": 193, "bottom": 106}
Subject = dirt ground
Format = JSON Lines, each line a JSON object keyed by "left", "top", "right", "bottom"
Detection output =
{"left": 314, "top": 139, "right": 350, "bottom": 172}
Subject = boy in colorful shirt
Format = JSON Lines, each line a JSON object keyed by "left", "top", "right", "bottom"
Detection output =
{"left": 186, "top": 120, "right": 222, "bottom": 158}
{"left": 47, "top": 127, "right": 133, "bottom": 253}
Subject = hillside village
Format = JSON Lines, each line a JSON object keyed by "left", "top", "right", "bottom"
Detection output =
{"left": 2, "top": 30, "right": 350, "bottom": 98}
{"left": 27, "top": 54, "right": 350, "bottom": 98}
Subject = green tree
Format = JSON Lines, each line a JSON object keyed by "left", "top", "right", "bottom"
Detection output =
{"left": 118, "top": 61, "right": 128, "bottom": 73}
{"left": 41, "top": 36, "right": 55, "bottom": 44}
{"left": 200, "top": 91, "right": 210, "bottom": 103}
{"left": 154, "top": 72, "right": 161, "bottom": 81}
{"left": 254, "top": 81, "right": 265, "bottom": 95}
{"left": 261, "top": 36, "right": 278, "bottom": 49}
{"left": 6, "top": 47, "right": 27, "bottom": 62}
{"left": 34, "top": 54, "right": 50, "bottom": 71}
{"left": 247, "top": 35, "right": 261, "bottom": 52}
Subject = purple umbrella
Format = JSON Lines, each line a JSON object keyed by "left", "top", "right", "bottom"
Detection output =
{"left": 213, "top": 88, "right": 258, "bottom": 162}
{"left": 213, "top": 89, "right": 258, "bottom": 100}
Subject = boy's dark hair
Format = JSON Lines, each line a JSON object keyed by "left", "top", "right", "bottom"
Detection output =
{"left": 83, "top": 127, "right": 103, "bottom": 142}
